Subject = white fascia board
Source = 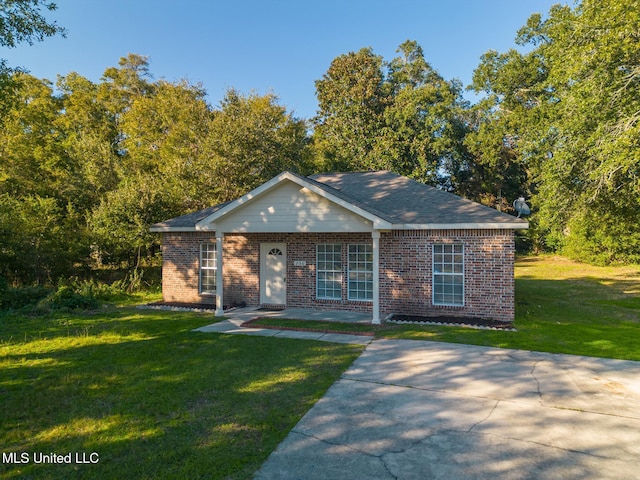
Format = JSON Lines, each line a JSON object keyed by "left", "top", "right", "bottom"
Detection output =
{"left": 195, "top": 223, "right": 216, "bottom": 231}
{"left": 195, "top": 171, "right": 391, "bottom": 231}
{"left": 149, "top": 226, "right": 197, "bottom": 233}
{"left": 397, "top": 222, "right": 529, "bottom": 230}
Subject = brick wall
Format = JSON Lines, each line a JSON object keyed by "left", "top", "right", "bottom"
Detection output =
{"left": 225, "top": 232, "right": 374, "bottom": 313}
{"left": 379, "top": 229, "right": 515, "bottom": 322}
{"left": 161, "top": 229, "right": 516, "bottom": 321}
{"left": 161, "top": 232, "right": 216, "bottom": 305}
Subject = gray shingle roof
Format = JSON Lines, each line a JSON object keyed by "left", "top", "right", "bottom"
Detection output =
{"left": 309, "top": 171, "right": 527, "bottom": 226}
{"left": 150, "top": 170, "right": 527, "bottom": 231}
{"left": 150, "top": 202, "right": 231, "bottom": 231}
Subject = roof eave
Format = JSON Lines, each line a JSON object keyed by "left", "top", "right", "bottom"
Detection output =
{"left": 396, "top": 222, "right": 529, "bottom": 230}
{"left": 149, "top": 226, "right": 198, "bottom": 233}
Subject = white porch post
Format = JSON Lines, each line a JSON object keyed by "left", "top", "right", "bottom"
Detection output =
{"left": 372, "top": 231, "right": 381, "bottom": 324}
{"left": 215, "top": 232, "right": 224, "bottom": 316}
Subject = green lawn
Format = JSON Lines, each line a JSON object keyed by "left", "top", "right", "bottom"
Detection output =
{"left": 0, "top": 306, "right": 363, "bottom": 479}
{"left": 251, "top": 256, "right": 640, "bottom": 361}
{"left": 2, "top": 255, "right": 639, "bottom": 479}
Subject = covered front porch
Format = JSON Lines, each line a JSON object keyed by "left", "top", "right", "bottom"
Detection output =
{"left": 193, "top": 172, "right": 388, "bottom": 324}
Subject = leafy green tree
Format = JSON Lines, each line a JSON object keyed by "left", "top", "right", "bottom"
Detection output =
{"left": 461, "top": 102, "right": 529, "bottom": 212}
{"left": 55, "top": 72, "right": 121, "bottom": 205}
{"left": 523, "top": 0, "right": 639, "bottom": 263}
{"left": 465, "top": 45, "right": 546, "bottom": 211}
{"left": 0, "top": 51, "right": 314, "bottom": 276}
{"left": 377, "top": 40, "right": 469, "bottom": 186}
{"left": 0, "top": 73, "right": 71, "bottom": 201}
{"left": 314, "top": 47, "right": 386, "bottom": 172}
{"left": 119, "top": 79, "right": 212, "bottom": 210}
{"left": 205, "top": 89, "right": 311, "bottom": 202}
{"left": 0, "top": 0, "right": 64, "bottom": 49}
{"left": 0, "top": 0, "right": 65, "bottom": 113}
{"left": 90, "top": 175, "right": 175, "bottom": 267}
{"left": 0, "top": 194, "right": 87, "bottom": 284}
{"left": 0, "top": 72, "right": 91, "bottom": 283}
{"left": 313, "top": 41, "right": 469, "bottom": 187}
{"left": 471, "top": 0, "right": 640, "bottom": 263}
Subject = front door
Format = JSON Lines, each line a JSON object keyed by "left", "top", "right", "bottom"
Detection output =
{"left": 260, "top": 243, "right": 286, "bottom": 305}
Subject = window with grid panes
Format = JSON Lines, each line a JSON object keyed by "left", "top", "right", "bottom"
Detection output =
{"left": 432, "top": 244, "right": 464, "bottom": 306}
{"left": 316, "top": 244, "right": 342, "bottom": 299}
{"left": 348, "top": 244, "right": 373, "bottom": 301}
{"left": 200, "top": 243, "right": 217, "bottom": 294}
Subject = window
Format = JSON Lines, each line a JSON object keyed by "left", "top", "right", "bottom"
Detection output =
{"left": 316, "top": 244, "right": 342, "bottom": 299}
{"left": 348, "top": 244, "right": 373, "bottom": 301}
{"left": 433, "top": 244, "right": 464, "bottom": 306}
{"left": 200, "top": 243, "right": 217, "bottom": 294}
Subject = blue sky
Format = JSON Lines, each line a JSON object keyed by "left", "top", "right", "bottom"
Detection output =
{"left": 4, "top": 0, "right": 570, "bottom": 119}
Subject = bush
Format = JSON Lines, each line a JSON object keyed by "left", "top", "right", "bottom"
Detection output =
{"left": 0, "top": 271, "right": 157, "bottom": 313}
{"left": 40, "top": 285, "right": 99, "bottom": 311}
{"left": 0, "top": 278, "right": 52, "bottom": 310}
{"left": 562, "top": 210, "right": 640, "bottom": 265}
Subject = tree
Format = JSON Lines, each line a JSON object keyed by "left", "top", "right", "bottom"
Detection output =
{"left": 466, "top": 47, "right": 547, "bottom": 212}
{"left": 0, "top": 73, "right": 70, "bottom": 201}
{"left": 90, "top": 175, "right": 176, "bottom": 267}
{"left": 314, "top": 47, "right": 386, "bottom": 171}
{"left": 471, "top": 0, "right": 640, "bottom": 263}
{"left": 0, "top": 50, "right": 314, "bottom": 276}
{"left": 0, "top": 193, "right": 87, "bottom": 284}
{"left": 377, "top": 40, "right": 469, "bottom": 186}
{"left": 313, "top": 42, "right": 469, "bottom": 188}
{"left": 522, "top": 0, "right": 640, "bottom": 263}
{"left": 0, "top": 0, "right": 65, "bottom": 112}
{"left": 0, "top": 0, "right": 64, "bottom": 49}
{"left": 0, "top": 72, "right": 91, "bottom": 283}
{"left": 119, "top": 79, "right": 212, "bottom": 210}
{"left": 56, "top": 72, "right": 120, "bottom": 205}
{"left": 205, "top": 89, "right": 311, "bottom": 202}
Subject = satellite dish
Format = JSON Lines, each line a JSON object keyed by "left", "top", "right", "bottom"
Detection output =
{"left": 513, "top": 196, "right": 530, "bottom": 218}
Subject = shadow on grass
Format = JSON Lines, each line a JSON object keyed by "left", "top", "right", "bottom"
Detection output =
{"left": 0, "top": 308, "right": 363, "bottom": 480}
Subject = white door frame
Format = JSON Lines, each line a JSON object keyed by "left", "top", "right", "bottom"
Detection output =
{"left": 260, "top": 243, "right": 287, "bottom": 305}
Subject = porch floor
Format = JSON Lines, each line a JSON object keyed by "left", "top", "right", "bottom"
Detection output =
{"left": 224, "top": 306, "right": 373, "bottom": 324}
{"left": 193, "top": 306, "right": 374, "bottom": 345}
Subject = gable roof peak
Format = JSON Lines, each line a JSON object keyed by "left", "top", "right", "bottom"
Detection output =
{"left": 151, "top": 170, "right": 528, "bottom": 232}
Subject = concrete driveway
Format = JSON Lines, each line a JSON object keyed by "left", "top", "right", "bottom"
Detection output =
{"left": 255, "top": 339, "right": 640, "bottom": 480}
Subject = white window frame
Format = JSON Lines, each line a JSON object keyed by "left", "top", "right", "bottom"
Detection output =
{"left": 432, "top": 244, "right": 464, "bottom": 306}
{"left": 200, "top": 243, "right": 217, "bottom": 295}
{"left": 348, "top": 244, "right": 373, "bottom": 301}
{"left": 316, "top": 244, "right": 342, "bottom": 300}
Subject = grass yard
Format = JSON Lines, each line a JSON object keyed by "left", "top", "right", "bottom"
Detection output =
{"left": 1, "top": 255, "right": 638, "bottom": 479}
{"left": 0, "top": 305, "right": 363, "bottom": 479}
{"left": 251, "top": 256, "right": 640, "bottom": 361}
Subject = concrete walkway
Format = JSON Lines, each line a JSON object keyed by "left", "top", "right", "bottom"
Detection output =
{"left": 255, "top": 339, "right": 640, "bottom": 480}
{"left": 193, "top": 306, "right": 373, "bottom": 345}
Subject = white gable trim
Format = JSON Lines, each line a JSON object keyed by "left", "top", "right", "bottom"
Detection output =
{"left": 195, "top": 171, "right": 392, "bottom": 231}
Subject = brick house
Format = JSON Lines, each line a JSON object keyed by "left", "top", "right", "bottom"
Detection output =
{"left": 150, "top": 171, "right": 528, "bottom": 323}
